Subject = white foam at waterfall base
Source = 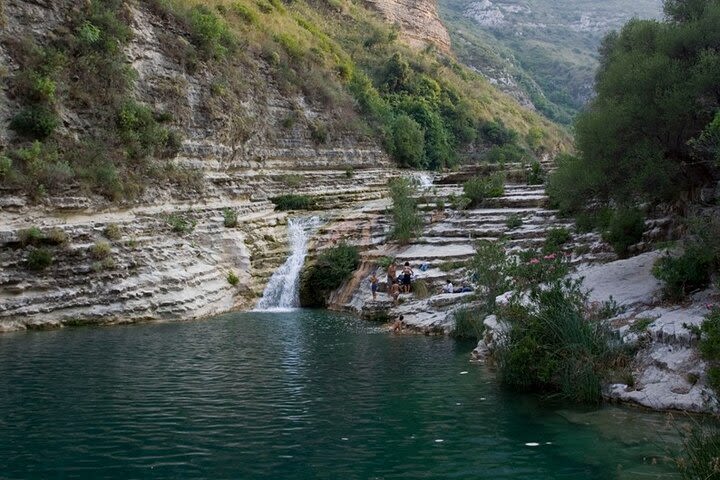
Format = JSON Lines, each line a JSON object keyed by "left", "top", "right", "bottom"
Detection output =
{"left": 254, "top": 216, "right": 321, "bottom": 312}
{"left": 414, "top": 172, "right": 434, "bottom": 189}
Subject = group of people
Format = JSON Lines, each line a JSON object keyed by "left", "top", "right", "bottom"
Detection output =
{"left": 369, "top": 261, "right": 414, "bottom": 306}
{"left": 369, "top": 260, "right": 473, "bottom": 305}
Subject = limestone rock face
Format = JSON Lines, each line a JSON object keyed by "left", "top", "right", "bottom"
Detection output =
{"left": 0, "top": 1, "right": 396, "bottom": 331}
{"left": 364, "top": 0, "right": 452, "bottom": 53}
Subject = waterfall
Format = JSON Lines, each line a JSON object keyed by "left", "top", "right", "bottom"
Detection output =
{"left": 414, "top": 172, "right": 434, "bottom": 190}
{"left": 254, "top": 216, "right": 320, "bottom": 312}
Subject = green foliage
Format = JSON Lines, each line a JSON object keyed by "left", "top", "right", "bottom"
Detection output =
{"left": 18, "top": 226, "right": 45, "bottom": 246}
{"left": 452, "top": 308, "right": 486, "bottom": 340}
{"left": 223, "top": 208, "right": 238, "bottom": 228}
{"left": 486, "top": 144, "right": 530, "bottom": 164}
{"left": 26, "top": 247, "right": 53, "bottom": 271}
{"left": 602, "top": 208, "right": 645, "bottom": 257}
{"left": 227, "top": 271, "right": 240, "bottom": 286}
{"left": 463, "top": 173, "right": 504, "bottom": 207}
{"left": 46, "top": 227, "right": 68, "bottom": 246}
{"left": 92, "top": 257, "right": 116, "bottom": 272}
{"left": 167, "top": 214, "right": 196, "bottom": 234}
{"left": 544, "top": 227, "right": 571, "bottom": 253}
{"left": 480, "top": 119, "right": 518, "bottom": 146}
{"left": 231, "top": 2, "right": 259, "bottom": 25}
{"left": 271, "top": 194, "right": 317, "bottom": 211}
{"left": 526, "top": 161, "right": 545, "bottom": 185}
{"left": 391, "top": 114, "right": 426, "bottom": 168}
{"left": 389, "top": 177, "right": 423, "bottom": 244}
{"left": 550, "top": 4, "right": 720, "bottom": 206}
{"left": 510, "top": 249, "right": 570, "bottom": 291}
{"left": 91, "top": 240, "right": 111, "bottom": 259}
{"left": 653, "top": 248, "right": 714, "bottom": 302}
{"left": 413, "top": 279, "right": 431, "bottom": 299}
{"left": 376, "top": 256, "right": 395, "bottom": 269}
{"left": 299, "top": 243, "right": 360, "bottom": 307}
{"left": 676, "top": 421, "right": 720, "bottom": 480}
{"left": 505, "top": 213, "right": 523, "bottom": 230}
{"left": 629, "top": 317, "right": 654, "bottom": 333}
{"left": 10, "top": 105, "right": 58, "bottom": 139}
{"left": 471, "top": 240, "right": 511, "bottom": 306}
{"left": 117, "top": 101, "right": 177, "bottom": 160}
{"left": 495, "top": 278, "right": 624, "bottom": 403}
{"left": 308, "top": 121, "right": 328, "bottom": 144}
{"left": 188, "top": 5, "right": 235, "bottom": 58}
{"left": 103, "top": 223, "right": 122, "bottom": 240}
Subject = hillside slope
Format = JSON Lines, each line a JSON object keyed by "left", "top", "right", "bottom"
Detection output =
{"left": 0, "top": 0, "right": 566, "bottom": 330}
{"left": 438, "top": 0, "right": 663, "bottom": 124}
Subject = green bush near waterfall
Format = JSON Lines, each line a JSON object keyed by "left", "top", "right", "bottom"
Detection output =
{"left": 299, "top": 243, "right": 360, "bottom": 307}
{"left": 389, "top": 178, "right": 423, "bottom": 244}
{"left": 463, "top": 173, "right": 504, "bottom": 208}
{"left": 271, "top": 194, "right": 317, "bottom": 211}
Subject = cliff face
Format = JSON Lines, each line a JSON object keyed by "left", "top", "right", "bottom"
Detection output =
{"left": 0, "top": 0, "right": 395, "bottom": 331}
{"left": 364, "top": 0, "right": 452, "bottom": 53}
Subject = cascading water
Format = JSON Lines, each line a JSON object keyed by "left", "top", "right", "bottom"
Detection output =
{"left": 414, "top": 172, "right": 434, "bottom": 190}
{"left": 254, "top": 216, "right": 320, "bottom": 311}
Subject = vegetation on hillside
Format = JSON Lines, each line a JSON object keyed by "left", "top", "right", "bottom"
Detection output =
{"left": 1, "top": 1, "right": 192, "bottom": 201}
{"left": 439, "top": 0, "right": 662, "bottom": 124}
{"left": 299, "top": 243, "right": 360, "bottom": 307}
{"left": 466, "top": 240, "right": 629, "bottom": 403}
{"left": 548, "top": 0, "right": 720, "bottom": 211}
{"left": 0, "top": 0, "right": 567, "bottom": 204}
{"left": 388, "top": 177, "right": 423, "bottom": 244}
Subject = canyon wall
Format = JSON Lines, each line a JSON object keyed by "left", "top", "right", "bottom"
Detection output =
{"left": 364, "top": 0, "right": 452, "bottom": 53}
{"left": 0, "top": 1, "right": 396, "bottom": 331}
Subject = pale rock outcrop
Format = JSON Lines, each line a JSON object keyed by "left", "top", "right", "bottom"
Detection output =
{"left": 364, "top": 0, "right": 452, "bottom": 53}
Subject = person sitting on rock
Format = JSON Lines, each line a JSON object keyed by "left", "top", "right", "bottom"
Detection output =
{"left": 390, "top": 281, "right": 401, "bottom": 306}
{"left": 443, "top": 280, "right": 454, "bottom": 294}
{"left": 369, "top": 273, "right": 379, "bottom": 300}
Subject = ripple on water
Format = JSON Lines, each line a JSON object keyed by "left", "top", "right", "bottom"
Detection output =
{"left": 0, "top": 310, "right": 684, "bottom": 479}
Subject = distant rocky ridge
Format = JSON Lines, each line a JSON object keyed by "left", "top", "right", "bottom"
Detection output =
{"left": 365, "top": 0, "right": 452, "bottom": 52}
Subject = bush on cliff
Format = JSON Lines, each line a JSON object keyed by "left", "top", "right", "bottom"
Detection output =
{"left": 389, "top": 178, "right": 423, "bottom": 244}
{"left": 271, "top": 194, "right": 317, "bottom": 211}
{"left": 299, "top": 243, "right": 360, "bottom": 307}
{"left": 463, "top": 173, "right": 504, "bottom": 208}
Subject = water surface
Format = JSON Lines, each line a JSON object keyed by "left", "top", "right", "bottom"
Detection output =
{"left": 0, "top": 311, "right": 682, "bottom": 479}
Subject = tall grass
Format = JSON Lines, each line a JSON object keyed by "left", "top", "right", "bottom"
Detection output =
{"left": 676, "top": 420, "right": 720, "bottom": 480}
{"left": 452, "top": 307, "right": 486, "bottom": 340}
{"left": 389, "top": 178, "right": 423, "bottom": 244}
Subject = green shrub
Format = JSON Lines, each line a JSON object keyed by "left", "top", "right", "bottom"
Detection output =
{"left": 652, "top": 247, "right": 713, "bottom": 302}
{"left": 495, "top": 279, "right": 624, "bottom": 403}
{"left": 486, "top": 144, "right": 529, "bottom": 164}
{"left": 389, "top": 178, "right": 423, "bottom": 244}
{"left": 231, "top": 3, "right": 259, "bottom": 24}
{"left": 452, "top": 308, "right": 485, "bottom": 340}
{"left": 574, "top": 208, "right": 614, "bottom": 233}
{"left": 274, "top": 33, "right": 304, "bottom": 59}
{"left": 227, "top": 271, "right": 240, "bottom": 286}
{"left": 506, "top": 214, "right": 523, "bottom": 230}
{"left": 413, "top": 279, "right": 430, "bottom": 299}
{"left": 480, "top": 119, "right": 518, "bottom": 146}
{"left": 527, "top": 161, "right": 544, "bottom": 185}
{"left": 27, "top": 247, "right": 53, "bottom": 271}
{"left": 629, "top": 317, "right": 654, "bottom": 333}
{"left": 271, "top": 194, "right": 317, "bottom": 211}
{"left": 471, "top": 241, "right": 511, "bottom": 307}
{"left": 223, "top": 208, "right": 238, "bottom": 228}
{"left": 91, "top": 240, "right": 112, "bottom": 259}
{"left": 103, "top": 223, "right": 122, "bottom": 240}
{"left": 188, "top": 5, "right": 234, "bottom": 58}
{"left": 463, "top": 173, "right": 504, "bottom": 207}
{"left": 603, "top": 208, "right": 645, "bottom": 257}
{"left": 18, "top": 226, "right": 44, "bottom": 246}
{"left": 377, "top": 256, "right": 394, "bottom": 269}
{"left": 510, "top": 249, "right": 571, "bottom": 291}
{"left": 46, "top": 227, "right": 68, "bottom": 246}
{"left": 299, "top": 243, "right": 360, "bottom": 307}
{"left": 699, "top": 308, "right": 720, "bottom": 367}
{"left": 0, "top": 155, "right": 13, "bottom": 181}
{"left": 544, "top": 227, "right": 571, "bottom": 253}
{"left": 10, "top": 105, "right": 58, "bottom": 139}
{"left": 279, "top": 174, "right": 303, "bottom": 187}
{"left": 117, "top": 101, "right": 173, "bottom": 160}
{"left": 391, "top": 114, "right": 426, "bottom": 168}
{"left": 676, "top": 421, "right": 720, "bottom": 480}
{"left": 309, "top": 121, "right": 328, "bottom": 144}
{"left": 167, "top": 214, "right": 196, "bottom": 234}
{"left": 92, "top": 257, "right": 116, "bottom": 272}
